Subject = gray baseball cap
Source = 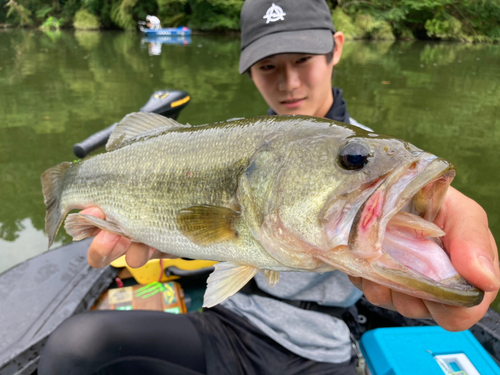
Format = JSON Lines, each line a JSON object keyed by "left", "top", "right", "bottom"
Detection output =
{"left": 239, "top": 0, "right": 335, "bottom": 74}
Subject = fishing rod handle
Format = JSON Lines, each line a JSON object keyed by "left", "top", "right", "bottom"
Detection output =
{"left": 73, "top": 123, "right": 117, "bottom": 158}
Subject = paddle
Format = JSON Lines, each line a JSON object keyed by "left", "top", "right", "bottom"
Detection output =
{"left": 73, "top": 89, "right": 190, "bottom": 158}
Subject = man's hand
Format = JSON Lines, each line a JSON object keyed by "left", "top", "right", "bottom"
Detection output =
{"left": 81, "top": 207, "right": 166, "bottom": 269}
{"left": 349, "top": 186, "right": 500, "bottom": 331}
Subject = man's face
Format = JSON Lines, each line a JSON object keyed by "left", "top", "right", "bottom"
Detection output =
{"left": 250, "top": 53, "right": 335, "bottom": 117}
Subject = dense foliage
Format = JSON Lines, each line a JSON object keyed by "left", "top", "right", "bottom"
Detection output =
{"left": 336, "top": 0, "right": 500, "bottom": 42}
{"left": 1, "top": 0, "right": 500, "bottom": 42}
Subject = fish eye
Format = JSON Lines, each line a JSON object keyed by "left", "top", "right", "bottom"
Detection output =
{"left": 339, "top": 142, "right": 370, "bottom": 170}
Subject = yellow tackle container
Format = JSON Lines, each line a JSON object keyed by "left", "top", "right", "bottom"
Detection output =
{"left": 111, "top": 256, "right": 217, "bottom": 284}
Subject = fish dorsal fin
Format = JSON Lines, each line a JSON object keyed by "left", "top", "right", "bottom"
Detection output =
{"left": 106, "top": 112, "right": 190, "bottom": 151}
{"left": 261, "top": 270, "right": 280, "bottom": 287}
{"left": 176, "top": 205, "right": 240, "bottom": 246}
{"left": 203, "top": 262, "right": 258, "bottom": 307}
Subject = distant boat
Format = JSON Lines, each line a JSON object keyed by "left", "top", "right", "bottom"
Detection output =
{"left": 139, "top": 25, "right": 191, "bottom": 37}
{"left": 142, "top": 35, "right": 191, "bottom": 45}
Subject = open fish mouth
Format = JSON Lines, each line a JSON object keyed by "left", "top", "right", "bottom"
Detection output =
{"left": 348, "top": 155, "right": 485, "bottom": 307}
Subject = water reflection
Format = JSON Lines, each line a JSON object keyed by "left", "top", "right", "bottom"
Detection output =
{"left": 141, "top": 36, "right": 192, "bottom": 56}
{"left": 0, "top": 32, "right": 499, "bottom": 302}
{"left": 0, "top": 219, "right": 62, "bottom": 274}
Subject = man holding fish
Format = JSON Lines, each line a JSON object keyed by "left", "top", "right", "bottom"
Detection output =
{"left": 39, "top": 0, "right": 499, "bottom": 374}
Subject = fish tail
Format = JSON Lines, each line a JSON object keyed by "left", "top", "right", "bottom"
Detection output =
{"left": 41, "top": 162, "right": 72, "bottom": 248}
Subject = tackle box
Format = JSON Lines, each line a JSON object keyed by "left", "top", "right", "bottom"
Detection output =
{"left": 92, "top": 281, "right": 187, "bottom": 314}
{"left": 360, "top": 326, "right": 500, "bottom": 375}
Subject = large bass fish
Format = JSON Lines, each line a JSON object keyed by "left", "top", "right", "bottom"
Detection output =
{"left": 42, "top": 113, "right": 483, "bottom": 308}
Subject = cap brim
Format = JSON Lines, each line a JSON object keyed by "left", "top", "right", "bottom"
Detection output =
{"left": 239, "top": 29, "right": 333, "bottom": 74}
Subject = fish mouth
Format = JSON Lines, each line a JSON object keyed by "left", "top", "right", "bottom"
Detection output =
{"left": 347, "top": 155, "right": 484, "bottom": 307}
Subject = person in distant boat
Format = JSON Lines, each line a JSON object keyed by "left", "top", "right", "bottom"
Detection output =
{"left": 146, "top": 15, "right": 161, "bottom": 30}
{"left": 38, "top": 1, "right": 499, "bottom": 375}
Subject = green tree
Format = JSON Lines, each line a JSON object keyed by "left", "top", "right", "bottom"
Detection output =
{"left": 338, "top": 0, "right": 500, "bottom": 42}
{"left": 73, "top": 8, "right": 101, "bottom": 29}
{"left": 188, "top": 0, "right": 243, "bottom": 31}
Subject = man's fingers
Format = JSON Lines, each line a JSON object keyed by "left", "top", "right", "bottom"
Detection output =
{"left": 449, "top": 231, "right": 499, "bottom": 292}
{"left": 391, "top": 291, "right": 431, "bottom": 319}
{"left": 149, "top": 247, "right": 157, "bottom": 259}
{"left": 423, "top": 291, "right": 495, "bottom": 332}
{"left": 351, "top": 277, "right": 432, "bottom": 319}
{"left": 125, "top": 242, "right": 153, "bottom": 268}
{"left": 79, "top": 207, "right": 105, "bottom": 220}
{"left": 80, "top": 206, "right": 154, "bottom": 269}
{"left": 149, "top": 248, "right": 179, "bottom": 260}
{"left": 436, "top": 187, "right": 500, "bottom": 292}
{"left": 359, "top": 279, "right": 396, "bottom": 312}
{"left": 87, "top": 230, "right": 131, "bottom": 268}
{"left": 348, "top": 276, "right": 362, "bottom": 291}
{"left": 88, "top": 232, "right": 154, "bottom": 269}
{"left": 349, "top": 277, "right": 495, "bottom": 330}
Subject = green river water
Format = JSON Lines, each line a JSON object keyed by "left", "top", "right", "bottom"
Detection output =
{"left": 0, "top": 30, "right": 499, "bottom": 308}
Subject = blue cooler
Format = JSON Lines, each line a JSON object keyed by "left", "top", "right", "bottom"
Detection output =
{"left": 360, "top": 326, "right": 500, "bottom": 375}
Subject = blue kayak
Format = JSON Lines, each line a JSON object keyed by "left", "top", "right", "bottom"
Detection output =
{"left": 140, "top": 26, "right": 191, "bottom": 37}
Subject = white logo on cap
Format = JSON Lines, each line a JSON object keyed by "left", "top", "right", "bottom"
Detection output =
{"left": 263, "top": 3, "right": 286, "bottom": 23}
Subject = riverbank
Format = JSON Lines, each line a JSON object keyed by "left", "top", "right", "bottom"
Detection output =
{"left": 2, "top": 0, "right": 500, "bottom": 43}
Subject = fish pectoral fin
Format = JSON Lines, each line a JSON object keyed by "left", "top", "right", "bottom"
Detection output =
{"left": 203, "top": 262, "right": 258, "bottom": 308}
{"left": 64, "top": 213, "right": 128, "bottom": 241}
{"left": 261, "top": 270, "right": 280, "bottom": 287}
{"left": 106, "top": 112, "right": 191, "bottom": 151}
{"left": 176, "top": 205, "right": 240, "bottom": 246}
